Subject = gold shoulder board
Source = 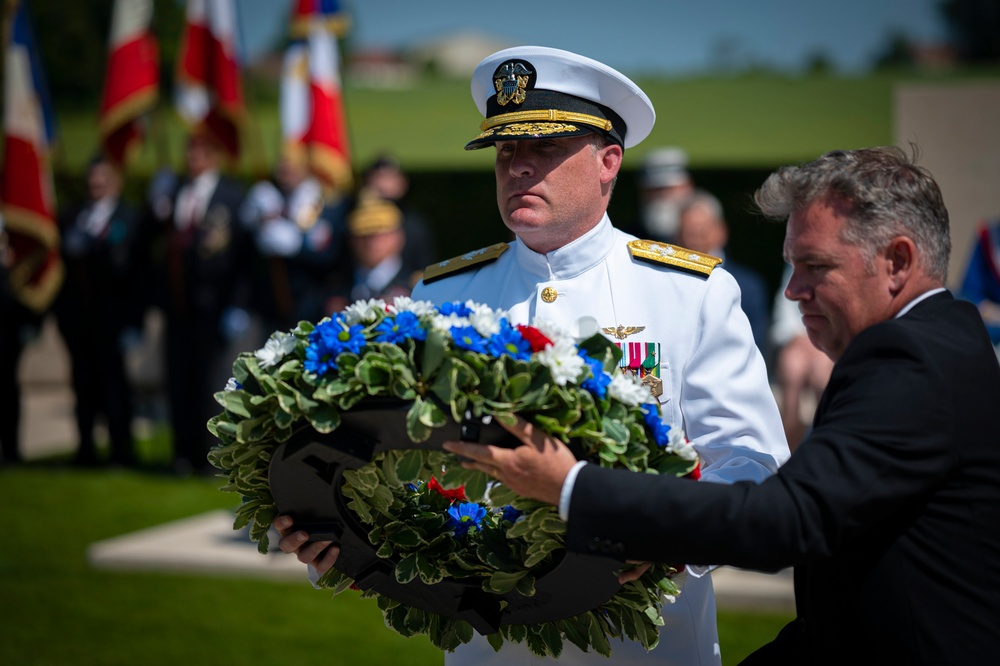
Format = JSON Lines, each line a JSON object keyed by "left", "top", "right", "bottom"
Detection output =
{"left": 627, "top": 240, "right": 721, "bottom": 277}
{"left": 421, "top": 242, "right": 510, "bottom": 284}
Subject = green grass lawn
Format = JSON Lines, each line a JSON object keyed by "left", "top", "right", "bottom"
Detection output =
{"left": 0, "top": 463, "right": 792, "bottom": 665}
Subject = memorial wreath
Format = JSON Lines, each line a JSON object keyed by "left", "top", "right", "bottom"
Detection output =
{"left": 208, "top": 296, "right": 700, "bottom": 658}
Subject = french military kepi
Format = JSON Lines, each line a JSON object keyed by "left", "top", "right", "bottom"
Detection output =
{"left": 465, "top": 46, "right": 655, "bottom": 151}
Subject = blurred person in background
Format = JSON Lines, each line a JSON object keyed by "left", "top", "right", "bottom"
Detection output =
{"left": 240, "top": 151, "right": 349, "bottom": 334}
{"left": 361, "top": 153, "right": 436, "bottom": 282}
{"left": 54, "top": 154, "right": 145, "bottom": 467}
{"left": 633, "top": 146, "right": 694, "bottom": 243}
{"left": 147, "top": 129, "right": 248, "bottom": 475}
{"left": 676, "top": 189, "right": 770, "bottom": 354}
{"left": 324, "top": 191, "right": 414, "bottom": 313}
{"left": 769, "top": 263, "right": 833, "bottom": 450}
{"left": 0, "top": 214, "right": 43, "bottom": 465}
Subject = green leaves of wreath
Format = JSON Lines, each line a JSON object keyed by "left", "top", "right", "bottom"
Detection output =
{"left": 208, "top": 298, "right": 699, "bottom": 658}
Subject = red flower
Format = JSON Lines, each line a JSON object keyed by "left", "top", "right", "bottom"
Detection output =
{"left": 686, "top": 463, "right": 701, "bottom": 481}
{"left": 516, "top": 324, "right": 553, "bottom": 352}
{"left": 428, "top": 476, "right": 467, "bottom": 501}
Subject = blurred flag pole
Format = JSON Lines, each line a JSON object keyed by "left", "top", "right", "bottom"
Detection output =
{"left": 232, "top": 0, "right": 270, "bottom": 182}
{"left": 282, "top": 0, "right": 353, "bottom": 199}
{"left": 99, "top": 0, "right": 159, "bottom": 168}
{"left": 1, "top": 0, "right": 62, "bottom": 313}
{"left": 174, "top": 0, "right": 246, "bottom": 164}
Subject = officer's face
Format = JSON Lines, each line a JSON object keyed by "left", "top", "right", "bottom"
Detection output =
{"left": 87, "top": 161, "right": 121, "bottom": 201}
{"left": 783, "top": 197, "right": 893, "bottom": 361}
{"left": 493, "top": 135, "right": 621, "bottom": 254}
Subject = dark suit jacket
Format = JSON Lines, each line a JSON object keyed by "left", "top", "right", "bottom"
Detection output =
{"left": 56, "top": 199, "right": 146, "bottom": 337}
{"left": 567, "top": 291, "right": 1000, "bottom": 664}
{"left": 160, "top": 174, "right": 248, "bottom": 336}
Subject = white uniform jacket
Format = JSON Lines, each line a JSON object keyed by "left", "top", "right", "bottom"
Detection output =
{"left": 413, "top": 214, "right": 789, "bottom": 665}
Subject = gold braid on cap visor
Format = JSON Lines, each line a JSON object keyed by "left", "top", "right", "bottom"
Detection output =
{"left": 480, "top": 108, "right": 613, "bottom": 132}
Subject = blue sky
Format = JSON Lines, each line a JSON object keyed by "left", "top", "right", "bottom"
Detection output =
{"left": 237, "top": 0, "right": 947, "bottom": 75}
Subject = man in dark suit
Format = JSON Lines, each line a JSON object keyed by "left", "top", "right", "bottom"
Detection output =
{"left": 150, "top": 130, "right": 248, "bottom": 474}
{"left": 445, "top": 146, "right": 1000, "bottom": 664}
{"left": 55, "top": 154, "right": 145, "bottom": 466}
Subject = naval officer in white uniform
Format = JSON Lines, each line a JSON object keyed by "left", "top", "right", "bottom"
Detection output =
{"left": 275, "top": 45, "right": 788, "bottom": 665}
{"left": 413, "top": 46, "right": 788, "bottom": 665}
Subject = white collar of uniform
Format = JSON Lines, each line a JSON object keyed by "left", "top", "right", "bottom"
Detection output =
{"left": 361, "top": 254, "right": 403, "bottom": 294}
{"left": 895, "top": 287, "right": 947, "bottom": 318}
{"left": 513, "top": 213, "right": 616, "bottom": 280}
{"left": 192, "top": 169, "right": 220, "bottom": 198}
{"left": 288, "top": 177, "right": 322, "bottom": 218}
{"left": 82, "top": 196, "right": 118, "bottom": 237}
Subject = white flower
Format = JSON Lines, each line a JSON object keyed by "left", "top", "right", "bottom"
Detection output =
{"left": 224, "top": 377, "right": 240, "bottom": 391}
{"left": 608, "top": 372, "right": 654, "bottom": 406}
{"left": 667, "top": 429, "right": 697, "bottom": 461}
{"left": 343, "top": 298, "right": 387, "bottom": 325}
{"left": 531, "top": 318, "right": 573, "bottom": 347}
{"left": 255, "top": 332, "right": 296, "bottom": 368}
{"left": 536, "top": 337, "right": 586, "bottom": 386}
{"left": 430, "top": 313, "right": 470, "bottom": 333}
{"left": 467, "top": 301, "right": 505, "bottom": 337}
{"left": 388, "top": 296, "right": 436, "bottom": 317}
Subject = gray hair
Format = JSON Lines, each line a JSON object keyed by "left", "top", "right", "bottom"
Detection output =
{"left": 754, "top": 146, "right": 951, "bottom": 281}
{"left": 680, "top": 189, "right": 725, "bottom": 224}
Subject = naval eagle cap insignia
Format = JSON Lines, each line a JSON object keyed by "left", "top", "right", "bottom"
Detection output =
{"left": 494, "top": 60, "right": 533, "bottom": 106}
{"left": 603, "top": 324, "right": 646, "bottom": 340}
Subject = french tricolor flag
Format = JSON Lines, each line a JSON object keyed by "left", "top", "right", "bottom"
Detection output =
{"left": 99, "top": 0, "right": 159, "bottom": 166}
{"left": 175, "top": 0, "right": 245, "bottom": 158}
{"left": 1, "top": 0, "right": 62, "bottom": 312}
{"left": 281, "top": 0, "right": 353, "bottom": 194}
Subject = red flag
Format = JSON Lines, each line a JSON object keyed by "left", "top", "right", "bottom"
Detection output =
{"left": 281, "top": 2, "right": 352, "bottom": 193}
{"left": 175, "top": 0, "right": 245, "bottom": 158}
{"left": 99, "top": 0, "right": 159, "bottom": 166}
{"left": 1, "top": 0, "right": 62, "bottom": 313}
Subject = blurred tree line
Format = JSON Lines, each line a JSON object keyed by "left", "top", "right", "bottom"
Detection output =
{"left": 874, "top": 0, "right": 1000, "bottom": 69}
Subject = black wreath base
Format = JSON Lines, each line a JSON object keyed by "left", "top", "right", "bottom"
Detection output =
{"left": 268, "top": 398, "right": 624, "bottom": 636}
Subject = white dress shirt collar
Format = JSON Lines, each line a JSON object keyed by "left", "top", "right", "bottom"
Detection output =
{"left": 896, "top": 287, "right": 948, "bottom": 319}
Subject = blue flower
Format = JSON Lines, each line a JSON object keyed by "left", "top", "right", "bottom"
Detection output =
{"left": 579, "top": 351, "right": 611, "bottom": 398}
{"left": 501, "top": 505, "right": 523, "bottom": 523}
{"left": 438, "top": 301, "right": 473, "bottom": 317}
{"left": 304, "top": 317, "right": 366, "bottom": 376}
{"left": 450, "top": 325, "right": 489, "bottom": 354}
{"left": 486, "top": 319, "right": 532, "bottom": 361}
{"left": 374, "top": 310, "right": 427, "bottom": 344}
{"left": 447, "top": 502, "right": 487, "bottom": 537}
{"left": 641, "top": 403, "right": 672, "bottom": 447}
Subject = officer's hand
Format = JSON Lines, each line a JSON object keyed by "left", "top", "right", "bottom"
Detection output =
{"left": 273, "top": 515, "right": 340, "bottom": 575}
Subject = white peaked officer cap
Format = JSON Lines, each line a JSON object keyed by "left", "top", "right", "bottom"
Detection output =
{"left": 465, "top": 45, "right": 656, "bottom": 151}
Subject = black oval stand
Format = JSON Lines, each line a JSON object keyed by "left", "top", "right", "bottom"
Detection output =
{"left": 268, "top": 399, "right": 624, "bottom": 636}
